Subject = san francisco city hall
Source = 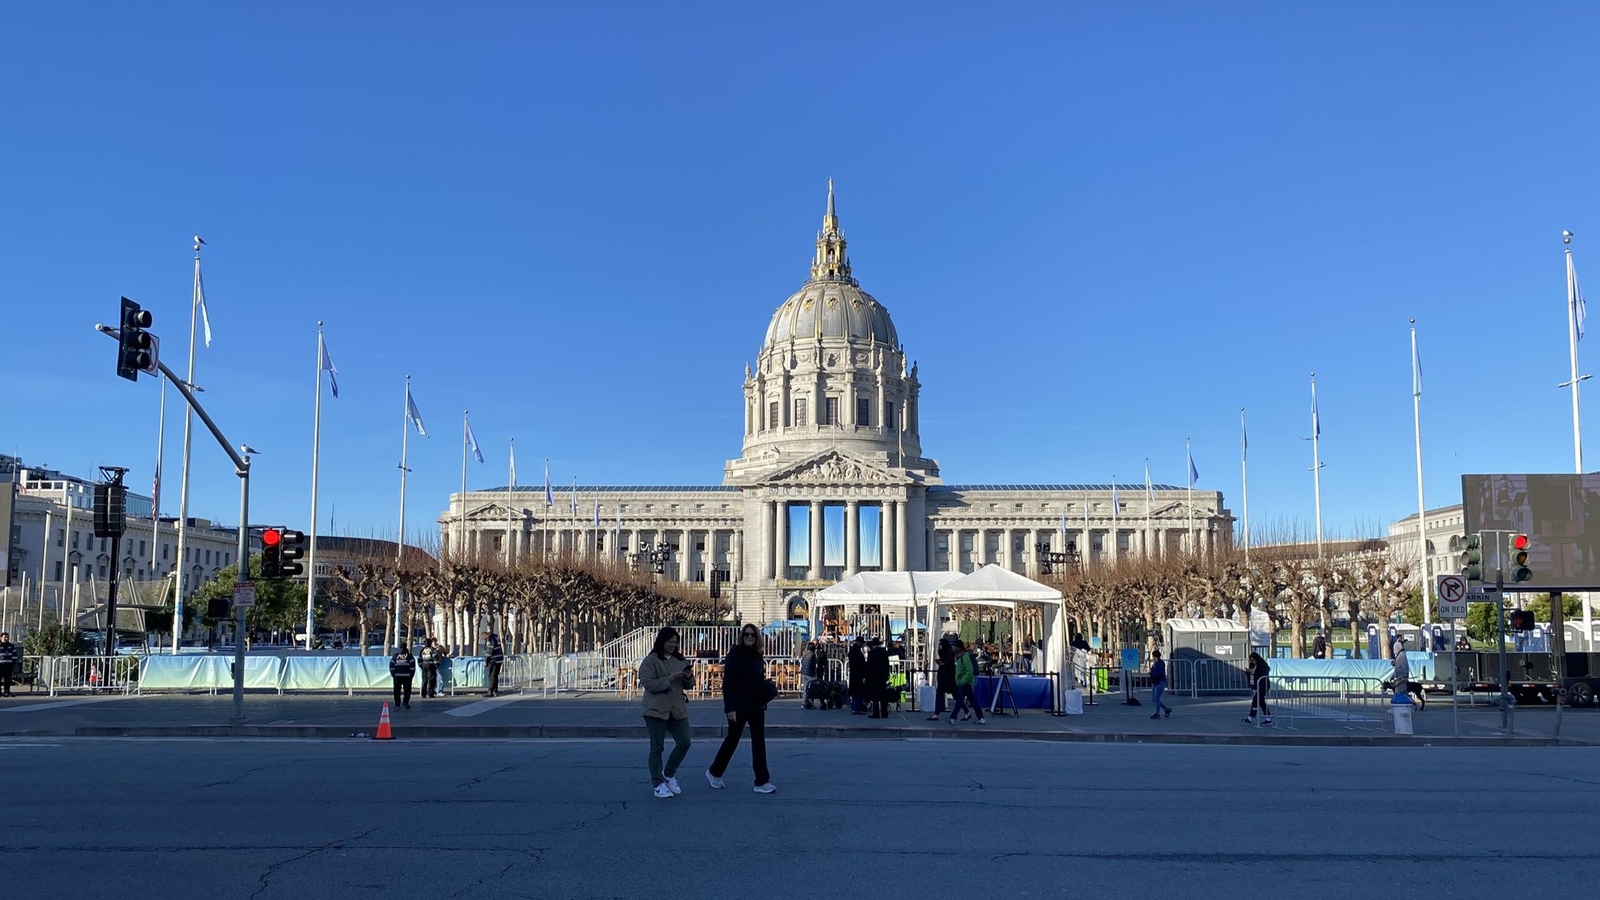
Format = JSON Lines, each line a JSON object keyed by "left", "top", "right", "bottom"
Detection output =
{"left": 441, "top": 184, "right": 1233, "bottom": 623}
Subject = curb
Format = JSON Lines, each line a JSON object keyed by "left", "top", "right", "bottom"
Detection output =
{"left": 50, "top": 723, "right": 1588, "bottom": 747}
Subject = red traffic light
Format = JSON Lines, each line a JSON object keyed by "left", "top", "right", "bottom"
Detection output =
{"left": 261, "top": 528, "right": 283, "bottom": 547}
{"left": 1511, "top": 534, "right": 1530, "bottom": 550}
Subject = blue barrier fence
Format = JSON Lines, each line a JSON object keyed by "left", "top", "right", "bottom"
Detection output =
{"left": 135, "top": 654, "right": 538, "bottom": 695}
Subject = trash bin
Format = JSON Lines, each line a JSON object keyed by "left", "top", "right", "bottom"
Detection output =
{"left": 1391, "top": 693, "right": 1414, "bottom": 735}
{"left": 1063, "top": 688, "right": 1084, "bottom": 715}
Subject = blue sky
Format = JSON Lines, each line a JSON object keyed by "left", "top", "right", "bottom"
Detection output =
{"left": 4, "top": 4, "right": 1599, "bottom": 547}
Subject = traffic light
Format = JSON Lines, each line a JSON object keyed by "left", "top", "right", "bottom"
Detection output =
{"left": 279, "top": 530, "right": 307, "bottom": 577}
{"left": 260, "top": 527, "right": 283, "bottom": 578}
{"left": 1460, "top": 533, "right": 1484, "bottom": 581}
{"left": 1510, "top": 609, "right": 1535, "bottom": 631}
{"left": 1509, "top": 534, "right": 1532, "bottom": 583}
{"left": 116, "top": 297, "right": 156, "bottom": 381}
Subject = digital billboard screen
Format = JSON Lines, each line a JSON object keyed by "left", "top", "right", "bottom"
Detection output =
{"left": 1461, "top": 474, "right": 1600, "bottom": 591}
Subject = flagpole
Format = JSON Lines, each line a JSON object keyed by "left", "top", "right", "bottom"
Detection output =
{"left": 173, "top": 239, "right": 203, "bottom": 652}
{"left": 1411, "top": 320, "right": 1431, "bottom": 626}
{"left": 460, "top": 411, "right": 469, "bottom": 562}
{"left": 1144, "top": 460, "right": 1153, "bottom": 560}
{"left": 153, "top": 372, "right": 172, "bottom": 650}
{"left": 1185, "top": 437, "right": 1194, "bottom": 556}
{"left": 306, "top": 324, "right": 326, "bottom": 652}
{"left": 506, "top": 438, "right": 515, "bottom": 567}
{"left": 1310, "top": 374, "right": 1324, "bottom": 560}
{"left": 1565, "top": 232, "right": 1594, "bottom": 647}
{"left": 1110, "top": 476, "right": 1117, "bottom": 564}
{"left": 396, "top": 376, "right": 411, "bottom": 648}
{"left": 1240, "top": 407, "right": 1250, "bottom": 565}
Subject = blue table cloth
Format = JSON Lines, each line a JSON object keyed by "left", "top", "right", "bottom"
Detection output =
{"left": 974, "top": 675, "right": 1053, "bottom": 709}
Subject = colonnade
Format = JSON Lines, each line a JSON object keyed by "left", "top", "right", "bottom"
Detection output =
{"left": 763, "top": 499, "right": 909, "bottom": 579}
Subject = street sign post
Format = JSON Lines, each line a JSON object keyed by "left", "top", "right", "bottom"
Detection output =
{"left": 1436, "top": 574, "right": 1469, "bottom": 619}
{"left": 233, "top": 582, "right": 257, "bottom": 609}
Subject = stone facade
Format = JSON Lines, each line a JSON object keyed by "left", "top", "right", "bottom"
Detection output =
{"left": 441, "top": 184, "right": 1233, "bottom": 623}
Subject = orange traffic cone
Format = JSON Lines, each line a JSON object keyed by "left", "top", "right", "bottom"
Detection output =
{"left": 374, "top": 702, "right": 394, "bottom": 740}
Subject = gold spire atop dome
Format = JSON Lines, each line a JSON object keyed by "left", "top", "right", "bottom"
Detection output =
{"left": 809, "top": 179, "right": 854, "bottom": 284}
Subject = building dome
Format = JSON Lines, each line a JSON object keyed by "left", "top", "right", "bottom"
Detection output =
{"left": 761, "top": 281, "right": 899, "bottom": 352}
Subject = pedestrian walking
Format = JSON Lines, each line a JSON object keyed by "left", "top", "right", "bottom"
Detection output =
{"left": 867, "top": 636, "right": 891, "bottom": 718}
{"left": 389, "top": 643, "right": 417, "bottom": 709}
{"left": 706, "top": 623, "right": 776, "bottom": 794}
{"left": 926, "top": 634, "right": 955, "bottom": 721}
{"left": 847, "top": 635, "right": 868, "bottom": 714}
{"left": 0, "top": 632, "right": 17, "bottom": 697}
{"left": 948, "top": 639, "right": 986, "bottom": 725}
{"left": 1312, "top": 633, "right": 1328, "bottom": 659}
{"left": 482, "top": 631, "right": 505, "bottom": 697}
{"left": 1148, "top": 649, "right": 1172, "bottom": 719}
{"left": 640, "top": 626, "right": 694, "bottom": 799}
{"left": 1389, "top": 636, "right": 1424, "bottom": 708}
{"left": 418, "top": 637, "right": 446, "bottom": 698}
{"left": 1243, "top": 651, "right": 1272, "bottom": 725}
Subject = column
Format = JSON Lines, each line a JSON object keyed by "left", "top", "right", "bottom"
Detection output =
{"left": 679, "top": 529, "right": 692, "bottom": 581}
{"left": 896, "top": 501, "right": 909, "bottom": 571}
{"left": 761, "top": 503, "right": 774, "bottom": 579}
{"left": 808, "top": 500, "right": 823, "bottom": 580}
{"left": 1002, "top": 528, "right": 1014, "bottom": 572}
{"left": 1082, "top": 527, "right": 1093, "bottom": 565}
{"left": 882, "top": 503, "right": 896, "bottom": 572}
{"left": 948, "top": 529, "right": 960, "bottom": 572}
{"left": 974, "top": 527, "right": 987, "bottom": 570}
{"left": 845, "top": 500, "right": 860, "bottom": 575}
{"left": 774, "top": 502, "right": 788, "bottom": 580}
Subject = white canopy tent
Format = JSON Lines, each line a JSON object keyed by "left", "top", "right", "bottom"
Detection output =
{"left": 812, "top": 571, "right": 966, "bottom": 671}
{"left": 927, "top": 564, "right": 1067, "bottom": 711}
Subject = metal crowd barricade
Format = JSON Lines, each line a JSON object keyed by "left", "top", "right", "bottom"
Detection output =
{"left": 43, "top": 655, "right": 140, "bottom": 696}
{"left": 1271, "top": 675, "right": 1387, "bottom": 727}
{"left": 1190, "top": 657, "right": 1252, "bottom": 697}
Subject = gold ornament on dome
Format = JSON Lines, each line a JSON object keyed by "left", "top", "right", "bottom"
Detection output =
{"left": 803, "top": 299, "right": 814, "bottom": 310}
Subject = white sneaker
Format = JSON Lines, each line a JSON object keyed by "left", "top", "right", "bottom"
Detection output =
{"left": 705, "top": 770, "right": 725, "bottom": 789}
{"left": 664, "top": 776, "right": 681, "bottom": 795}
{"left": 753, "top": 782, "right": 776, "bottom": 794}
{"left": 653, "top": 783, "right": 673, "bottom": 799}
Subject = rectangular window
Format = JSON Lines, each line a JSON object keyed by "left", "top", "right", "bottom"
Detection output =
{"left": 857, "top": 397, "right": 871, "bottom": 426}
{"left": 205, "top": 549, "right": 212, "bottom": 564}
{"left": 823, "top": 504, "right": 846, "bottom": 567}
{"left": 138, "top": 540, "right": 146, "bottom": 557}
{"left": 787, "top": 504, "right": 810, "bottom": 570}
{"left": 56, "top": 528, "right": 64, "bottom": 548}
{"left": 795, "top": 398, "right": 808, "bottom": 427}
{"left": 858, "top": 504, "right": 882, "bottom": 567}
{"left": 768, "top": 401, "right": 779, "bottom": 430}
{"left": 886, "top": 401, "right": 896, "bottom": 431}
{"left": 163, "top": 544, "right": 169, "bottom": 560}
{"left": 71, "top": 532, "right": 79, "bottom": 549}
{"left": 54, "top": 561, "right": 63, "bottom": 580}
{"left": 823, "top": 397, "right": 839, "bottom": 426}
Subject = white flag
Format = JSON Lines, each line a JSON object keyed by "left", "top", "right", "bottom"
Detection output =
{"left": 571, "top": 479, "right": 578, "bottom": 516}
{"left": 465, "top": 418, "right": 484, "bottom": 464}
{"left": 405, "top": 386, "right": 428, "bottom": 436}
{"left": 594, "top": 498, "right": 601, "bottom": 528}
{"left": 196, "top": 265, "right": 213, "bottom": 348}
{"left": 509, "top": 441, "right": 517, "bottom": 487}
{"left": 319, "top": 334, "right": 339, "bottom": 399}
{"left": 1570, "top": 247, "right": 1588, "bottom": 342}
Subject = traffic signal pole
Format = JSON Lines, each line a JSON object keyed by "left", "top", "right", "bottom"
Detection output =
{"left": 97, "top": 323, "right": 253, "bottom": 724}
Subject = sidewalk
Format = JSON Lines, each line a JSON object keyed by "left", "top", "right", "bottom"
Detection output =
{"left": 3, "top": 687, "right": 1595, "bottom": 745}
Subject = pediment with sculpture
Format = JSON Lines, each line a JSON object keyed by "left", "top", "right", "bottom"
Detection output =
{"left": 766, "top": 450, "right": 896, "bottom": 485}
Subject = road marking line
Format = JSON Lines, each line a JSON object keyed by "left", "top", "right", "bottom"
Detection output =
{"left": 444, "top": 697, "right": 522, "bottom": 717}
{"left": 0, "top": 696, "right": 128, "bottom": 714}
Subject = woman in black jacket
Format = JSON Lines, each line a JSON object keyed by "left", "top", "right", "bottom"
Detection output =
{"left": 706, "top": 624, "right": 776, "bottom": 794}
{"left": 927, "top": 635, "right": 956, "bottom": 721}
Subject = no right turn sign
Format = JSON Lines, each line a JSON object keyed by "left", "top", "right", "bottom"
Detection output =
{"left": 1436, "top": 574, "right": 1468, "bottom": 619}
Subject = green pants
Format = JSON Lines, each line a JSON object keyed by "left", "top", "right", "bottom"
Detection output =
{"left": 645, "top": 716, "right": 691, "bottom": 785}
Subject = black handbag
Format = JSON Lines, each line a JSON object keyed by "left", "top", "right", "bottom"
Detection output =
{"left": 761, "top": 677, "right": 779, "bottom": 704}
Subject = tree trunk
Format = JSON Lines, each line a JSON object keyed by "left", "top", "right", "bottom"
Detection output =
{"left": 1290, "top": 616, "right": 1305, "bottom": 659}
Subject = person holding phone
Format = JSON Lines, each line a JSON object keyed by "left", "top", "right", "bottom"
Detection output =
{"left": 640, "top": 626, "right": 694, "bottom": 799}
{"left": 706, "top": 624, "right": 776, "bottom": 794}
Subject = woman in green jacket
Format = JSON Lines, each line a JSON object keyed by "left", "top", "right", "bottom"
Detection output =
{"left": 948, "top": 639, "right": 986, "bottom": 725}
{"left": 640, "top": 626, "right": 694, "bottom": 798}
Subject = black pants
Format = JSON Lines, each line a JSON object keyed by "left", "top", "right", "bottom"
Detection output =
{"left": 393, "top": 675, "right": 413, "bottom": 707}
{"left": 872, "top": 684, "right": 888, "bottom": 717}
{"left": 420, "top": 665, "right": 439, "bottom": 697}
{"left": 709, "top": 709, "right": 769, "bottom": 785}
{"left": 1250, "top": 679, "right": 1271, "bottom": 717}
{"left": 933, "top": 680, "right": 952, "bottom": 714}
{"left": 0, "top": 663, "right": 13, "bottom": 696}
{"left": 486, "top": 661, "right": 503, "bottom": 696}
